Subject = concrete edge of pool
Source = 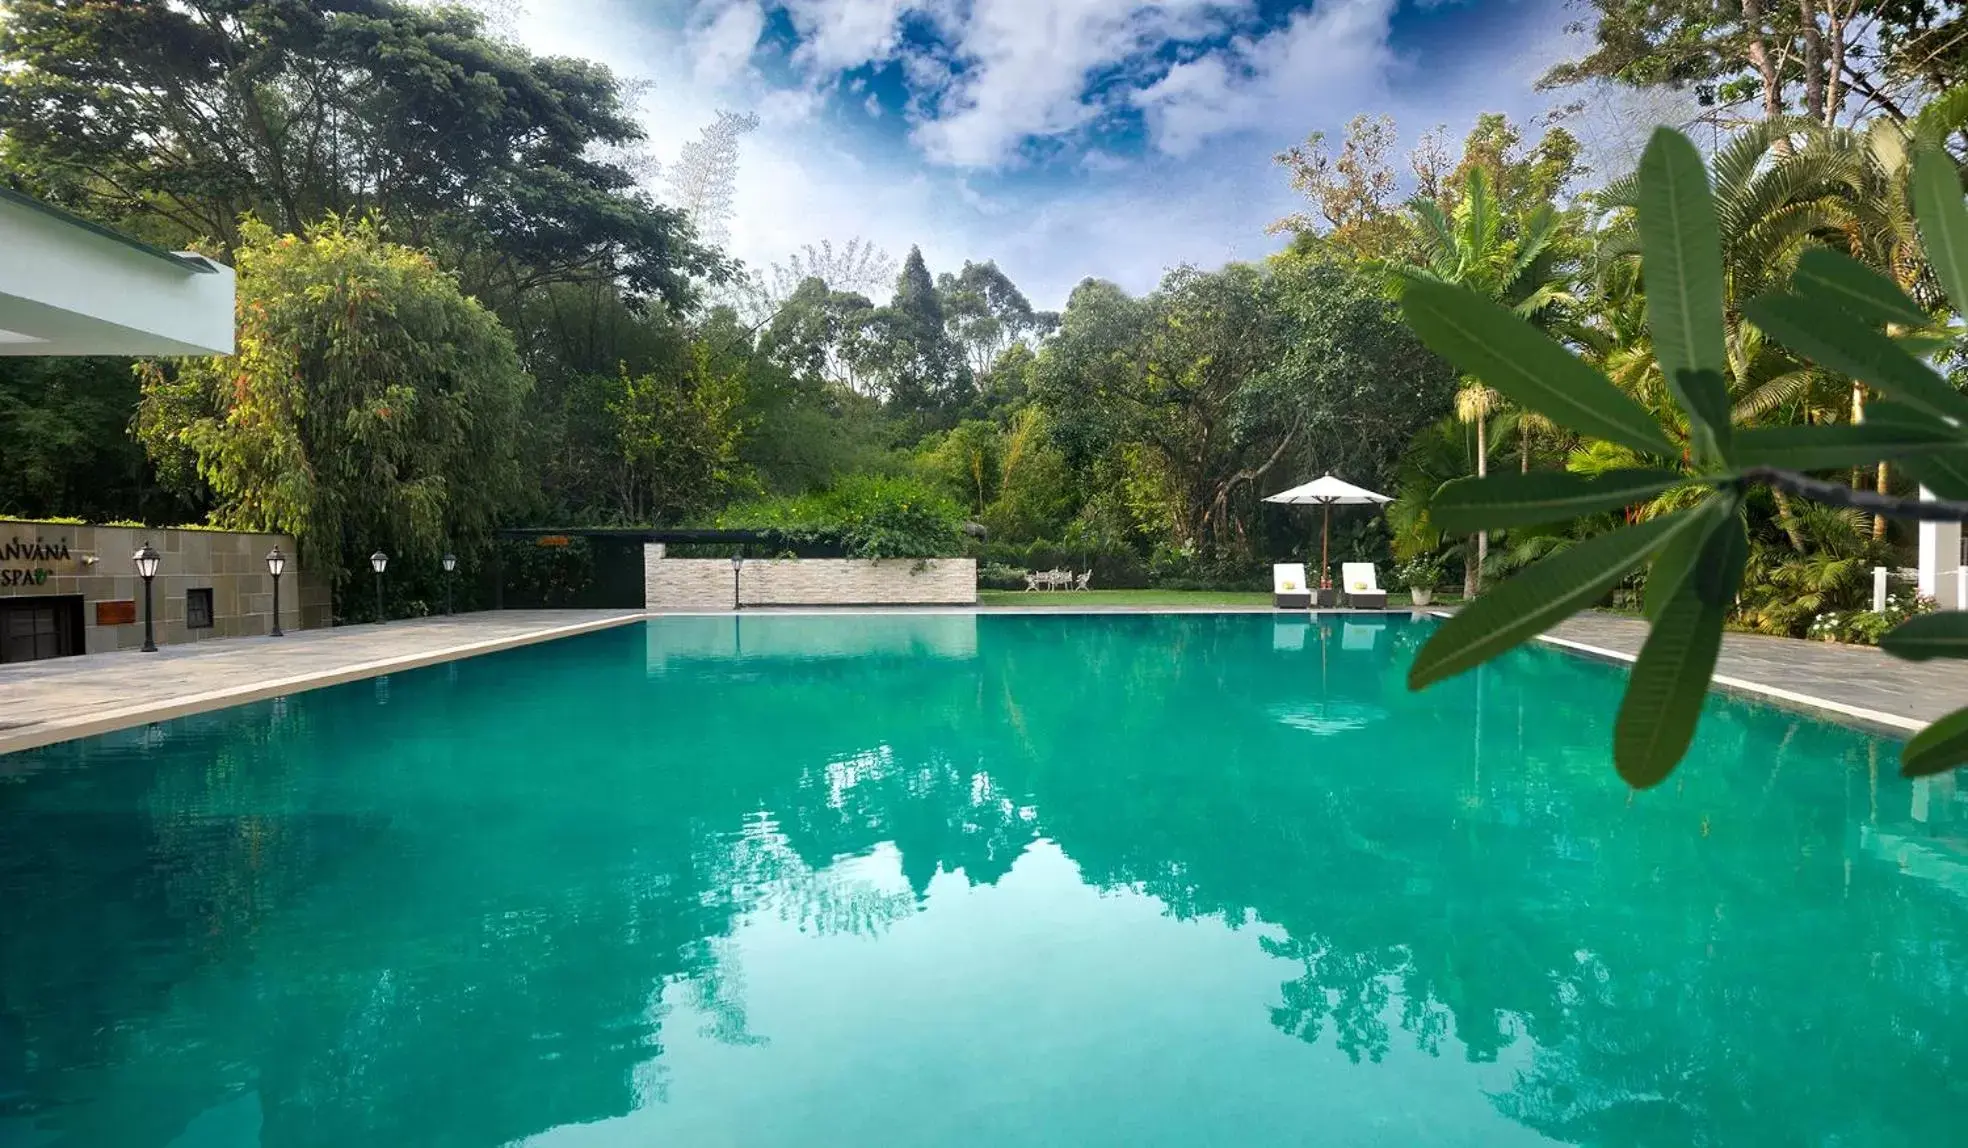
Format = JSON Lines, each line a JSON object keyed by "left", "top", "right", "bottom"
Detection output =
{"left": 0, "top": 612, "right": 645, "bottom": 756}
{"left": 1529, "top": 631, "right": 1924, "bottom": 737}
{"left": 0, "top": 606, "right": 1934, "bottom": 757}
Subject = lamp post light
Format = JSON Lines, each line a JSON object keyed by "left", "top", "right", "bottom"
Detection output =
{"left": 731, "top": 552, "right": 745, "bottom": 611}
{"left": 266, "top": 545, "right": 287, "bottom": 637}
{"left": 370, "top": 550, "right": 389, "bottom": 623}
{"left": 442, "top": 552, "right": 457, "bottom": 616}
{"left": 133, "top": 542, "right": 161, "bottom": 653}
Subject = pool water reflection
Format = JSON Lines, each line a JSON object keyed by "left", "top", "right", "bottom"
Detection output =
{"left": 1, "top": 613, "right": 1964, "bottom": 1146}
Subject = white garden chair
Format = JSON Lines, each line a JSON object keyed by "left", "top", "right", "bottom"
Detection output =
{"left": 1023, "top": 571, "right": 1042, "bottom": 592}
{"left": 1075, "top": 569, "right": 1092, "bottom": 590}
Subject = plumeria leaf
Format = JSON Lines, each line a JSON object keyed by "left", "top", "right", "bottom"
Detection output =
{"left": 1791, "top": 248, "right": 1930, "bottom": 328}
{"left": 1902, "top": 705, "right": 1968, "bottom": 778}
{"left": 1432, "top": 469, "right": 1687, "bottom": 533}
{"left": 1409, "top": 510, "right": 1703, "bottom": 689}
{"left": 1400, "top": 279, "right": 1679, "bottom": 459}
{"left": 1638, "top": 129, "right": 1728, "bottom": 385}
{"left": 1616, "top": 511, "right": 1746, "bottom": 788}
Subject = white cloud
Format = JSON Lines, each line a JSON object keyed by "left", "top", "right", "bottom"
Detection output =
{"left": 688, "top": 0, "right": 768, "bottom": 87}
{"left": 497, "top": 0, "right": 1589, "bottom": 313}
{"left": 1132, "top": 0, "right": 1398, "bottom": 156}
{"left": 782, "top": 0, "right": 916, "bottom": 71}
{"left": 907, "top": 0, "right": 1242, "bottom": 168}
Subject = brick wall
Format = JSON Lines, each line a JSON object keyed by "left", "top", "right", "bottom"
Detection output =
{"left": 644, "top": 547, "right": 976, "bottom": 609}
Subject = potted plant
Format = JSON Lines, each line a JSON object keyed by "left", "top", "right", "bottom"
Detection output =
{"left": 1396, "top": 555, "right": 1446, "bottom": 607}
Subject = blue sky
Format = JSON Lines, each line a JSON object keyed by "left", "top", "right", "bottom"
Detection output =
{"left": 507, "top": 0, "right": 1656, "bottom": 308}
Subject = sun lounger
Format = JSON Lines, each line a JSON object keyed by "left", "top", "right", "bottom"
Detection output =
{"left": 1273, "top": 563, "right": 1310, "bottom": 609}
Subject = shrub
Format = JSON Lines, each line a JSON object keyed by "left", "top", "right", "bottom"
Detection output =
{"left": 719, "top": 474, "right": 966, "bottom": 559}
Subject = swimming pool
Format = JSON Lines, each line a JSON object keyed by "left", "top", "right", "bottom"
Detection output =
{"left": 2, "top": 612, "right": 1963, "bottom": 1145}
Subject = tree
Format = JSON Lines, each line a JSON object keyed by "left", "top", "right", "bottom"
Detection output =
{"left": 937, "top": 261, "right": 1054, "bottom": 378}
{"left": 1540, "top": 0, "right": 1960, "bottom": 127}
{"left": 1395, "top": 125, "right": 1968, "bottom": 785}
{"left": 868, "top": 247, "right": 968, "bottom": 423}
{"left": 0, "top": 0, "right": 723, "bottom": 312}
{"left": 0, "top": 358, "right": 191, "bottom": 524}
{"left": 667, "top": 111, "right": 760, "bottom": 252}
{"left": 1381, "top": 165, "right": 1575, "bottom": 594}
{"left": 607, "top": 345, "right": 751, "bottom": 524}
{"left": 1269, "top": 114, "right": 1411, "bottom": 259}
{"left": 136, "top": 217, "right": 530, "bottom": 587}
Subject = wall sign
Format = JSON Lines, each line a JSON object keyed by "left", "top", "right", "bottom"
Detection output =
{"left": 0, "top": 536, "right": 75, "bottom": 588}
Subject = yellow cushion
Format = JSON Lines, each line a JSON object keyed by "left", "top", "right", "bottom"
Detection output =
{"left": 1281, "top": 580, "right": 1296, "bottom": 591}
{"left": 1349, "top": 581, "right": 1368, "bottom": 591}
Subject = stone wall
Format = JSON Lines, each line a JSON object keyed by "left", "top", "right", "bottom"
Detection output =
{"left": 0, "top": 519, "right": 331, "bottom": 654}
{"left": 644, "top": 546, "right": 976, "bottom": 610}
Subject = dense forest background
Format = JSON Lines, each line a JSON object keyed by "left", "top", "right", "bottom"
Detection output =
{"left": 4, "top": 0, "right": 1968, "bottom": 631}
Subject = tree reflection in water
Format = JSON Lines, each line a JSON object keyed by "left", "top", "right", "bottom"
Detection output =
{"left": 1, "top": 613, "right": 1964, "bottom": 1146}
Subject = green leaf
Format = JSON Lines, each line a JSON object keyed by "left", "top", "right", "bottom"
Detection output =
{"left": 1643, "top": 493, "right": 1734, "bottom": 621}
{"left": 1432, "top": 468, "right": 1688, "bottom": 534}
{"left": 1638, "top": 129, "right": 1728, "bottom": 389}
{"left": 1731, "top": 422, "right": 1965, "bottom": 469}
{"left": 1791, "top": 248, "right": 1930, "bottom": 328}
{"left": 1616, "top": 512, "right": 1746, "bottom": 788}
{"left": 1880, "top": 612, "right": 1968, "bottom": 661}
{"left": 1866, "top": 399, "right": 1968, "bottom": 498}
{"left": 1409, "top": 510, "right": 1702, "bottom": 689}
{"left": 1670, "top": 368, "right": 1732, "bottom": 464}
{"left": 1399, "top": 280, "right": 1679, "bottom": 459}
{"left": 1743, "top": 292, "right": 1968, "bottom": 423}
{"left": 1901, "top": 451, "right": 1968, "bottom": 500}
{"left": 1902, "top": 705, "right": 1968, "bottom": 778}
{"left": 1913, "top": 145, "right": 1968, "bottom": 324}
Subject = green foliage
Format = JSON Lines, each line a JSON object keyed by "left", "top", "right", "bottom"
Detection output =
{"left": 136, "top": 216, "right": 529, "bottom": 585}
{"left": 718, "top": 474, "right": 966, "bottom": 559}
{"left": 0, "top": 0, "right": 722, "bottom": 310}
{"left": 607, "top": 346, "right": 752, "bottom": 524}
{"left": 1398, "top": 125, "right": 1968, "bottom": 783}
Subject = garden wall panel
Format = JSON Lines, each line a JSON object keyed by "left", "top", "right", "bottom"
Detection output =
{"left": 644, "top": 547, "right": 976, "bottom": 609}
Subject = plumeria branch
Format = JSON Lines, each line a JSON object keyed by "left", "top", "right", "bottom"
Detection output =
{"left": 1746, "top": 467, "right": 1968, "bottom": 522}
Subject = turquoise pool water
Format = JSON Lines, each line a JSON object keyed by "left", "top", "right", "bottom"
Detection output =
{"left": 1, "top": 612, "right": 1964, "bottom": 1146}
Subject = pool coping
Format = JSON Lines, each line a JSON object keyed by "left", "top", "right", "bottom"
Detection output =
{"left": 0, "top": 612, "right": 645, "bottom": 756}
{"left": 1410, "top": 611, "right": 1926, "bottom": 739}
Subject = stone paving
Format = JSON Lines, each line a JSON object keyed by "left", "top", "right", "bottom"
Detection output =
{"left": 1540, "top": 612, "right": 1962, "bottom": 733}
{"left": 0, "top": 610, "right": 642, "bottom": 755}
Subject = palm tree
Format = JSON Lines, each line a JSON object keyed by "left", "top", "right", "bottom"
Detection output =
{"left": 1827, "top": 90, "right": 1968, "bottom": 535}
{"left": 1380, "top": 166, "right": 1576, "bottom": 595}
{"left": 1584, "top": 119, "right": 1867, "bottom": 551}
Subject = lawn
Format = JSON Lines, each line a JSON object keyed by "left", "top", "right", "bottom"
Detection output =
{"left": 977, "top": 589, "right": 1456, "bottom": 608}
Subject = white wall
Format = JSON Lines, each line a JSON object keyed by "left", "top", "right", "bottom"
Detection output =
{"left": 0, "top": 196, "right": 234, "bottom": 356}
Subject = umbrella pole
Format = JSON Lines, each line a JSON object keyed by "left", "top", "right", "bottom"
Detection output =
{"left": 1320, "top": 503, "right": 1331, "bottom": 591}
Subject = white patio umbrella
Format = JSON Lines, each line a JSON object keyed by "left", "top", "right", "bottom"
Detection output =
{"left": 1263, "top": 474, "right": 1391, "bottom": 590}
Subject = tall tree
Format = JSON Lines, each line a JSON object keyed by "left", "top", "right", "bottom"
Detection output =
{"left": 1380, "top": 165, "right": 1576, "bottom": 592}
{"left": 135, "top": 217, "right": 531, "bottom": 587}
{"left": 937, "top": 260, "right": 1055, "bottom": 377}
{"left": 667, "top": 110, "right": 760, "bottom": 253}
{"left": 870, "top": 247, "right": 967, "bottom": 423}
{"left": 0, "top": 0, "right": 723, "bottom": 311}
{"left": 1539, "top": 0, "right": 1961, "bottom": 127}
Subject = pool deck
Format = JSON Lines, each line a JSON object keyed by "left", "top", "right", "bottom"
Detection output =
{"left": 0, "top": 604, "right": 1956, "bottom": 755}
{"left": 0, "top": 610, "right": 642, "bottom": 756}
{"left": 1536, "top": 612, "right": 1955, "bottom": 735}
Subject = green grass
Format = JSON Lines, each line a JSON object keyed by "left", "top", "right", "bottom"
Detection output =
{"left": 977, "top": 588, "right": 1457, "bottom": 608}
{"left": 979, "top": 589, "right": 1270, "bottom": 607}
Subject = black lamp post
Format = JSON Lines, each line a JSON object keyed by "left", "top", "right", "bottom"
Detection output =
{"left": 442, "top": 551, "right": 457, "bottom": 615}
{"left": 266, "top": 545, "right": 286, "bottom": 637}
{"left": 370, "top": 550, "right": 388, "bottom": 623}
{"left": 133, "top": 542, "right": 161, "bottom": 652}
{"left": 731, "top": 552, "right": 745, "bottom": 611}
